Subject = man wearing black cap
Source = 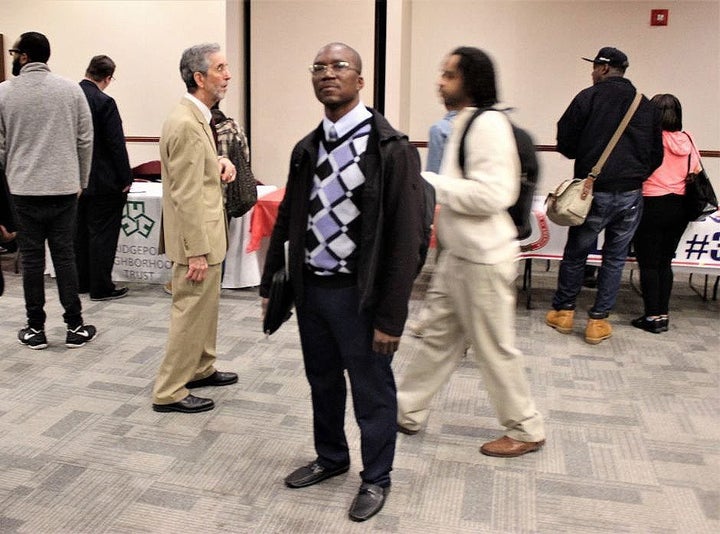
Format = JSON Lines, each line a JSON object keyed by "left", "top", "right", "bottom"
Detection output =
{"left": 546, "top": 47, "right": 663, "bottom": 344}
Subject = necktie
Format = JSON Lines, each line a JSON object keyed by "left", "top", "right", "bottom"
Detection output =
{"left": 328, "top": 125, "right": 338, "bottom": 142}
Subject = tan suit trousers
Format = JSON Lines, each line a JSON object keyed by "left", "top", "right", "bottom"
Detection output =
{"left": 153, "top": 262, "right": 221, "bottom": 404}
{"left": 397, "top": 252, "right": 545, "bottom": 442}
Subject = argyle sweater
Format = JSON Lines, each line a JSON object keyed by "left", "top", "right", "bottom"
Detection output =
{"left": 305, "top": 118, "right": 372, "bottom": 275}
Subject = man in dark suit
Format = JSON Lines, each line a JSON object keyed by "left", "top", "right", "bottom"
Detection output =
{"left": 152, "top": 43, "right": 238, "bottom": 414}
{"left": 76, "top": 55, "right": 133, "bottom": 301}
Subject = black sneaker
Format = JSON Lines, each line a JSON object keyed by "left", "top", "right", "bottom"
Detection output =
{"left": 18, "top": 327, "right": 48, "bottom": 350}
{"left": 66, "top": 324, "right": 97, "bottom": 348}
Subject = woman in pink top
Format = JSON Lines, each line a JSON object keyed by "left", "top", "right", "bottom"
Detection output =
{"left": 632, "top": 94, "right": 701, "bottom": 333}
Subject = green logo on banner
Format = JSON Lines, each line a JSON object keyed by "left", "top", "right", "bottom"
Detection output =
{"left": 121, "top": 200, "right": 155, "bottom": 238}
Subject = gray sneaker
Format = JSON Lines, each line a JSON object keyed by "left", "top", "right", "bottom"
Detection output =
{"left": 18, "top": 327, "right": 48, "bottom": 350}
{"left": 66, "top": 324, "right": 97, "bottom": 348}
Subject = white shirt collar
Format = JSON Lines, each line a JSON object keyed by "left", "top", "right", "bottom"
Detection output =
{"left": 322, "top": 101, "right": 372, "bottom": 140}
{"left": 184, "top": 93, "right": 212, "bottom": 124}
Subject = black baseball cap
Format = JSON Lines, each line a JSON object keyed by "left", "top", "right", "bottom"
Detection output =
{"left": 582, "top": 47, "right": 629, "bottom": 68}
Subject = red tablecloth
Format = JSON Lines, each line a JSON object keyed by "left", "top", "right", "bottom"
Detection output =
{"left": 247, "top": 187, "right": 441, "bottom": 253}
{"left": 247, "top": 187, "right": 285, "bottom": 253}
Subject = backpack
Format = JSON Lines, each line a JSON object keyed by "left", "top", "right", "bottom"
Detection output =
{"left": 458, "top": 108, "right": 539, "bottom": 239}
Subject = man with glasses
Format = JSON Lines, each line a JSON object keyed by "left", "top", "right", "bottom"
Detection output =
{"left": 151, "top": 43, "right": 238, "bottom": 414}
{"left": 76, "top": 55, "right": 133, "bottom": 302}
{"left": 0, "top": 31, "right": 96, "bottom": 349}
{"left": 260, "top": 42, "right": 425, "bottom": 522}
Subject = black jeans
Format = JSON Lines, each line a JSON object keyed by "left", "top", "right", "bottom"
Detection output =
{"left": 633, "top": 194, "right": 688, "bottom": 316}
{"left": 75, "top": 192, "right": 127, "bottom": 298}
{"left": 12, "top": 195, "right": 83, "bottom": 329}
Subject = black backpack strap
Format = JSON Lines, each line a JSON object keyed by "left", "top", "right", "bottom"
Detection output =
{"left": 458, "top": 108, "right": 490, "bottom": 176}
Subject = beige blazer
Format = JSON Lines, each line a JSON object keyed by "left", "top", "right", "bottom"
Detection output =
{"left": 159, "top": 98, "right": 227, "bottom": 266}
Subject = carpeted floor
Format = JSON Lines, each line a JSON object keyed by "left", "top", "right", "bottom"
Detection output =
{"left": 0, "top": 253, "right": 717, "bottom": 533}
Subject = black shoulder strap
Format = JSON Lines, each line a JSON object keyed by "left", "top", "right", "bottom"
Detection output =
{"left": 458, "top": 108, "right": 489, "bottom": 176}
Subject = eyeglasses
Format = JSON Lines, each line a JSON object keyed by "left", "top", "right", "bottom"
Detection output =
{"left": 8, "top": 48, "right": 24, "bottom": 56}
{"left": 308, "top": 61, "right": 360, "bottom": 75}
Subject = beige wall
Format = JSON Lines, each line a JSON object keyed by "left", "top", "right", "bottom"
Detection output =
{"left": 407, "top": 0, "right": 720, "bottom": 191}
{"left": 248, "top": 0, "right": 375, "bottom": 185}
{"left": 2, "top": 0, "right": 718, "bottom": 189}
{"left": 0, "top": 0, "right": 228, "bottom": 166}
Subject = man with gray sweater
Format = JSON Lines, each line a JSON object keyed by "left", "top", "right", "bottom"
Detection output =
{"left": 0, "top": 31, "right": 97, "bottom": 349}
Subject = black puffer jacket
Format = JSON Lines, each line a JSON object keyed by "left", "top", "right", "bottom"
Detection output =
{"left": 259, "top": 108, "right": 425, "bottom": 337}
{"left": 557, "top": 76, "right": 664, "bottom": 192}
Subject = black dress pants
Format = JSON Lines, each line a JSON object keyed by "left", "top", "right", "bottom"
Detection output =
{"left": 296, "top": 279, "right": 397, "bottom": 488}
{"left": 75, "top": 192, "right": 127, "bottom": 298}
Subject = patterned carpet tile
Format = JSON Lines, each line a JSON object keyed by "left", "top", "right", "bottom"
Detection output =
{"left": 0, "top": 259, "right": 717, "bottom": 533}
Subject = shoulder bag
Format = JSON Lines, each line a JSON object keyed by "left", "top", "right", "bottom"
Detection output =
{"left": 546, "top": 92, "right": 642, "bottom": 226}
{"left": 216, "top": 118, "right": 258, "bottom": 218}
{"left": 683, "top": 133, "right": 718, "bottom": 221}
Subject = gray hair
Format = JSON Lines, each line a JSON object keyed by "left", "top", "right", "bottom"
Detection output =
{"left": 179, "top": 43, "right": 220, "bottom": 93}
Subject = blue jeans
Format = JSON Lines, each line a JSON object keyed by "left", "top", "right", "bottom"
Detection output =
{"left": 552, "top": 189, "right": 643, "bottom": 319}
{"left": 12, "top": 195, "right": 84, "bottom": 329}
{"left": 296, "top": 278, "right": 397, "bottom": 488}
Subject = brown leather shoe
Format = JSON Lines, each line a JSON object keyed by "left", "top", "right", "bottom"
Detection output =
{"left": 480, "top": 436, "right": 545, "bottom": 457}
{"left": 545, "top": 309, "right": 574, "bottom": 334}
{"left": 585, "top": 318, "right": 612, "bottom": 344}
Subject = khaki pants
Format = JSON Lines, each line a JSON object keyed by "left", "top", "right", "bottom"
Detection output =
{"left": 397, "top": 253, "right": 545, "bottom": 442}
{"left": 153, "top": 262, "right": 221, "bottom": 404}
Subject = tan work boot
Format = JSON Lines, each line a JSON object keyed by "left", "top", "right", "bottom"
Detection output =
{"left": 545, "top": 309, "right": 574, "bottom": 334}
{"left": 585, "top": 318, "right": 612, "bottom": 344}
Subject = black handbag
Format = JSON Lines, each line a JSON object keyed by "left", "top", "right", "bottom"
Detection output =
{"left": 216, "top": 118, "right": 258, "bottom": 218}
{"left": 263, "top": 267, "right": 294, "bottom": 336}
{"left": 684, "top": 134, "right": 718, "bottom": 221}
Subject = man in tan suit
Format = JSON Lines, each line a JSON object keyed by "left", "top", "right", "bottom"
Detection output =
{"left": 152, "top": 43, "right": 238, "bottom": 414}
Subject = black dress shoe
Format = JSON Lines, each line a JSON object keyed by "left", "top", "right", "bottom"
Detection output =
{"left": 186, "top": 370, "right": 238, "bottom": 389}
{"left": 631, "top": 315, "right": 663, "bottom": 334}
{"left": 397, "top": 424, "right": 419, "bottom": 435}
{"left": 284, "top": 460, "right": 350, "bottom": 488}
{"left": 90, "top": 287, "right": 129, "bottom": 301}
{"left": 152, "top": 394, "right": 214, "bottom": 413}
{"left": 348, "top": 483, "right": 388, "bottom": 522}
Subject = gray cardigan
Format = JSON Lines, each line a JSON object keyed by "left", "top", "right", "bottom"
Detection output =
{"left": 0, "top": 62, "right": 93, "bottom": 195}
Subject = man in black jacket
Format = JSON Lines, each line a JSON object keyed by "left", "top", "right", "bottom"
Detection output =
{"left": 259, "top": 42, "right": 425, "bottom": 522}
{"left": 546, "top": 47, "right": 663, "bottom": 344}
{"left": 76, "top": 55, "right": 133, "bottom": 301}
